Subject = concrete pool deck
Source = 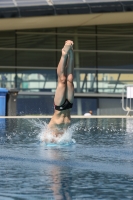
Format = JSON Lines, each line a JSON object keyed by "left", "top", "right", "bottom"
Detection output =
{"left": 0, "top": 115, "right": 133, "bottom": 118}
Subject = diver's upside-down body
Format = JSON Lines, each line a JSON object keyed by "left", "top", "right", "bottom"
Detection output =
{"left": 43, "top": 40, "right": 74, "bottom": 142}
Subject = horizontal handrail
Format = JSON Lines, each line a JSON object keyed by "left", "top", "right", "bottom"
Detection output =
{"left": 1, "top": 66, "right": 133, "bottom": 72}
{"left": 16, "top": 31, "right": 133, "bottom": 38}
{"left": 18, "top": 91, "right": 124, "bottom": 98}
{"left": 0, "top": 47, "right": 133, "bottom": 54}
{"left": 0, "top": 115, "right": 132, "bottom": 119}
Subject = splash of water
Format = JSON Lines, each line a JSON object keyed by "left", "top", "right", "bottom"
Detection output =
{"left": 30, "top": 119, "right": 76, "bottom": 146}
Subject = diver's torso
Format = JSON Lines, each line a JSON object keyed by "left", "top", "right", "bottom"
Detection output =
{"left": 48, "top": 109, "right": 71, "bottom": 134}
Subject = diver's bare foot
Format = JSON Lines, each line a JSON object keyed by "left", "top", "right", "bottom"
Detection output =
{"left": 62, "top": 40, "right": 74, "bottom": 56}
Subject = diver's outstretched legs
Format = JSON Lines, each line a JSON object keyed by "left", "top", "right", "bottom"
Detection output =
{"left": 54, "top": 40, "right": 74, "bottom": 106}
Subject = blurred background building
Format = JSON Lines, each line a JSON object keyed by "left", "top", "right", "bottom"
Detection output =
{"left": 0, "top": 0, "right": 133, "bottom": 115}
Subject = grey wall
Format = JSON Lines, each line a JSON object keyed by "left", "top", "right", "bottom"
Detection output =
{"left": 99, "top": 98, "right": 128, "bottom": 115}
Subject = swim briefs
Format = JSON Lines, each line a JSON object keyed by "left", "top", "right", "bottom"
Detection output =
{"left": 54, "top": 99, "right": 73, "bottom": 111}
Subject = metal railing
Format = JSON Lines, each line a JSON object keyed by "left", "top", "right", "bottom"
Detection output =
{"left": 122, "top": 85, "right": 133, "bottom": 115}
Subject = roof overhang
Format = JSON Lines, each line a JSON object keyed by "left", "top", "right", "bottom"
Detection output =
{"left": 0, "top": 11, "right": 133, "bottom": 31}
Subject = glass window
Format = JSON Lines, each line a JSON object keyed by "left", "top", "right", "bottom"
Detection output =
{"left": 17, "top": 31, "right": 56, "bottom": 67}
{"left": 16, "top": 69, "right": 56, "bottom": 92}
{"left": 0, "top": 69, "right": 16, "bottom": 89}
{"left": 74, "top": 69, "right": 97, "bottom": 93}
{"left": 0, "top": 31, "right": 15, "bottom": 66}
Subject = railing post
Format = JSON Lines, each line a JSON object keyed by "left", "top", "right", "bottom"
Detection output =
{"left": 6, "top": 89, "right": 19, "bottom": 116}
{"left": 74, "top": 33, "right": 82, "bottom": 115}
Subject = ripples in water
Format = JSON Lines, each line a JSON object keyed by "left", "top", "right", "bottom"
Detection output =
{"left": 0, "top": 118, "right": 133, "bottom": 199}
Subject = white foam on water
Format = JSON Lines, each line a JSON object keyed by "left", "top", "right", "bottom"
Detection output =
{"left": 30, "top": 119, "right": 77, "bottom": 146}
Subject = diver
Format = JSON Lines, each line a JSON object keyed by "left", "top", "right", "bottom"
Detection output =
{"left": 43, "top": 40, "right": 74, "bottom": 143}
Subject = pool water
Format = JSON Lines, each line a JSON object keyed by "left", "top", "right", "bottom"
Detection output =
{"left": 0, "top": 118, "right": 133, "bottom": 200}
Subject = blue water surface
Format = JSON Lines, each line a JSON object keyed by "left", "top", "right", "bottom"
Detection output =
{"left": 0, "top": 118, "right": 133, "bottom": 200}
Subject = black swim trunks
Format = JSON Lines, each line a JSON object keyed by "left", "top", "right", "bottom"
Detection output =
{"left": 54, "top": 99, "right": 73, "bottom": 111}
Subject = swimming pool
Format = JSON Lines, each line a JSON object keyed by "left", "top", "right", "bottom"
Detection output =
{"left": 0, "top": 118, "right": 133, "bottom": 200}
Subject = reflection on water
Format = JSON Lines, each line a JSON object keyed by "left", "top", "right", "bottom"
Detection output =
{"left": 0, "top": 118, "right": 133, "bottom": 199}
